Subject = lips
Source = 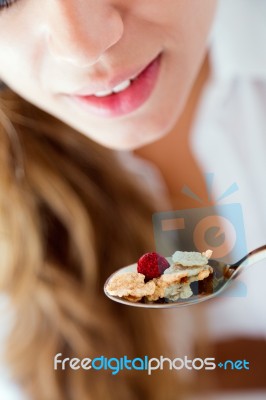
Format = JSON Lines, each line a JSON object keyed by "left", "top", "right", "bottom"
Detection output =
{"left": 71, "top": 54, "right": 161, "bottom": 118}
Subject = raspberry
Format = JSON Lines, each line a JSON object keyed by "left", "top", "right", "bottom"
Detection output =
{"left": 137, "top": 252, "right": 170, "bottom": 280}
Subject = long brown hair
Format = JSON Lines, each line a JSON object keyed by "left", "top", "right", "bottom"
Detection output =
{"left": 0, "top": 88, "right": 183, "bottom": 400}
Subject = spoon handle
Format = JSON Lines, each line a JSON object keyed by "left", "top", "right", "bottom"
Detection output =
{"left": 231, "top": 244, "right": 266, "bottom": 269}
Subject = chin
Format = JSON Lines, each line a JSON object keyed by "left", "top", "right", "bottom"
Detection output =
{"left": 80, "top": 129, "right": 157, "bottom": 151}
{"left": 90, "top": 117, "right": 176, "bottom": 151}
{"left": 83, "top": 131, "right": 156, "bottom": 151}
{"left": 73, "top": 96, "right": 183, "bottom": 151}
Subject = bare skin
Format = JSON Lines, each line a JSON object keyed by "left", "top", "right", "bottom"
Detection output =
{"left": 135, "top": 55, "right": 211, "bottom": 211}
{"left": 0, "top": 1, "right": 217, "bottom": 150}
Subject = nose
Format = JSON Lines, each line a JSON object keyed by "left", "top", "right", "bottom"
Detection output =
{"left": 43, "top": 0, "right": 124, "bottom": 67}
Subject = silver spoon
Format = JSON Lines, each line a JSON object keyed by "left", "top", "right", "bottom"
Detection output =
{"left": 104, "top": 245, "right": 266, "bottom": 308}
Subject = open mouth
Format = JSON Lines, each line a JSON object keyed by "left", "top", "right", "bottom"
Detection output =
{"left": 71, "top": 54, "right": 162, "bottom": 118}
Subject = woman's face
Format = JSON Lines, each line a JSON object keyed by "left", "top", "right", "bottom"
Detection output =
{"left": 0, "top": 0, "right": 216, "bottom": 150}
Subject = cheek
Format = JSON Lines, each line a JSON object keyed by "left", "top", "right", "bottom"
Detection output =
{"left": 0, "top": 7, "right": 43, "bottom": 93}
{"left": 184, "top": 0, "right": 217, "bottom": 49}
{"left": 0, "top": 47, "right": 38, "bottom": 102}
{"left": 161, "top": 0, "right": 217, "bottom": 50}
{"left": 169, "top": 0, "right": 216, "bottom": 82}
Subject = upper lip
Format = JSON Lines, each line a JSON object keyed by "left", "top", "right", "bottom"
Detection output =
{"left": 69, "top": 53, "right": 160, "bottom": 97}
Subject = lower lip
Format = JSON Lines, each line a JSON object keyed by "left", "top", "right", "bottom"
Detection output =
{"left": 71, "top": 55, "right": 161, "bottom": 118}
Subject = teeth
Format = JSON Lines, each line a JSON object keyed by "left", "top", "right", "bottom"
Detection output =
{"left": 94, "top": 79, "right": 132, "bottom": 97}
{"left": 94, "top": 89, "right": 113, "bottom": 97}
{"left": 112, "top": 79, "right": 131, "bottom": 93}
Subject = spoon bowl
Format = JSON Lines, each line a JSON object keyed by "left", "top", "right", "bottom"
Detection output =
{"left": 104, "top": 245, "right": 266, "bottom": 308}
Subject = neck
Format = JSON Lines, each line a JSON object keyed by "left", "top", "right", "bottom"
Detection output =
{"left": 135, "top": 55, "right": 211, "bottom": 210}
